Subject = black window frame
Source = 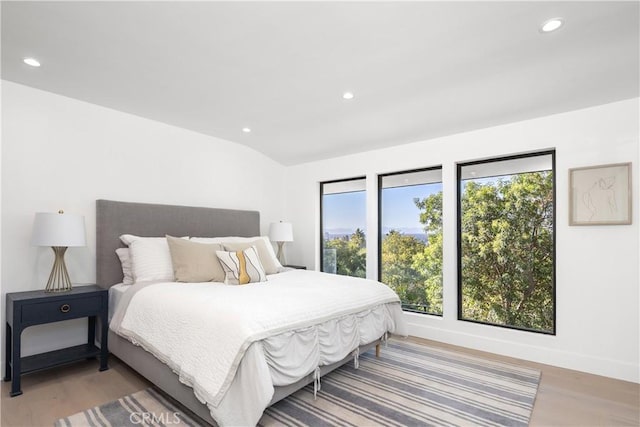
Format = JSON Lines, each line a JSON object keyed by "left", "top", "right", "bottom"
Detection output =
{"left": 378, "top": 166, "right": 443, "bottom": 316}
{"left": 456, "top": 151, "right": 556, "bottom": 335}
{"left": 320, "top": 176, "right": 367, "bottom": 274}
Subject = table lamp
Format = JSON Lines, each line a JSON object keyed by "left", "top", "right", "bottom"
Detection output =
{"left": 269, "top": 222, "right": 293, "bottom": 265}
{"left": 31, "top": 210, "right": 86, "bottom": 292}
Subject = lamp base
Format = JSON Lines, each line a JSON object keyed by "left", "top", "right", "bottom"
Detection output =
{"left": 276, "top": 241, "right": 287, "bottom": 266}
{"left": 45, "top": 246, "right": 73, "bottom": 292}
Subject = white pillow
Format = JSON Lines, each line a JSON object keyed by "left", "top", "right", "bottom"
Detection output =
{"left": 120, "top": 235, "right": 188, "bottom": 283}
{"left": 115, "top": 248, "right": 134, "bottom": 285}
{"left": 191, "top": 236, "right": 283, "bottom": 270}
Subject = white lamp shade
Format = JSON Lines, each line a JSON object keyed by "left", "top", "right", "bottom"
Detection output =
{"left": 269, "top": 222, "right": 293, "bottom": 242}
{"left": 31, "top": 212, "right": 87, "bottom": 247}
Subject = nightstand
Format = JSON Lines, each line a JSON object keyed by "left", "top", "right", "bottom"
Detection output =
{"left": 4, "top": 285, "right": 109, "bottom": 397}
{"left": 285, "top": 265, "right": 307, "bottom": 270}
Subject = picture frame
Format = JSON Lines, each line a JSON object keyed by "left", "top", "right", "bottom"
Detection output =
{"left": 569, "top": 162, "right": 632, "bottom": 225}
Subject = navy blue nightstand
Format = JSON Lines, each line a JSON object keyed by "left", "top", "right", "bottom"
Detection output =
{"left": 4, "top": 285, "right": 109, "bottom": 396}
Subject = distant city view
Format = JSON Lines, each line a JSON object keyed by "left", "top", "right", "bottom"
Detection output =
{"left": 323, "top": 229, "right": 427, "bottom": 243}
{"left": 322, "top": 182, "right": 441, "bottom": 242}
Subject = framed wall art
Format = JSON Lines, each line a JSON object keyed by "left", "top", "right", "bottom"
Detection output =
{"left": 569, "top": 162, "right": 632, "bottom": 225}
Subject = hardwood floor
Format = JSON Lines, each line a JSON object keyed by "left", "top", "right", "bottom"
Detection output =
{"left": 1, "top": 357, "right": 148, "bottom": 427}
{"left": 2, "top": 339, "right": 638, "bottom": 426}
{"left": 409, "top": 337, "right": 639, "bottom": 427}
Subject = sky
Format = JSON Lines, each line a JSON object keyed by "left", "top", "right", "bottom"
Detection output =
{"left": 322, "top": 191, "right": 366, "bottom": 233}
{"left": 323, "top": 182, "right": 442, "bottom": 235}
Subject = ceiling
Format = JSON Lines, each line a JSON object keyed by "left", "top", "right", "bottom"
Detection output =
{"left": 2, "top": 2, "right": 639, "bottom": 166}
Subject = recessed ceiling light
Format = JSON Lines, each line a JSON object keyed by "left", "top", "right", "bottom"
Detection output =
{"left": 242, "top": 127, "right": 251, "bottom": 133}
{"left": 342, "top": 92, "right": 355, "bottom": 100}
{"left": 23, "top": 57, "right": 41, "bottom": 67}
{"left": 540, "top": 18, "right": 564, "bottom": 33}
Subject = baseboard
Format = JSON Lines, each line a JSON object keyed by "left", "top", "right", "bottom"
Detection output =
{"left": 407, "top": 321, "right": 639, "bottom": 384}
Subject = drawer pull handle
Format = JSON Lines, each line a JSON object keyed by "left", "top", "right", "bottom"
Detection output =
{"left": 60, "top": 304, "right": 71, "bottom": 313}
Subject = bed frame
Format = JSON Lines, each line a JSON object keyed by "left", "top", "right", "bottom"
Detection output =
{"left": 96, "top": 199, "right": 380, "bottom": 425}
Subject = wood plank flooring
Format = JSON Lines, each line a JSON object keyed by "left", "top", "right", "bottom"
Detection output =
{"left": 2, "top": 338, "right": 638, "bottom": 426}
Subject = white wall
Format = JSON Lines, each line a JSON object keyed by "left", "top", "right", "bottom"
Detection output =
{"left": 2, "top": 80, "right": 637, "bottom": 384}
{"left": 284, "top": 98, "right": 640, "bottom": 383}
{"left": 1, "top": 81, "right": 286, "bottom": 360}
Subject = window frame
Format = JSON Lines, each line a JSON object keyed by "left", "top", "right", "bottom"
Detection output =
{"left": 456, "top": 150, "right": 556, "bottom": 335}
{"left": 378, "top": 166, "right": 443, "bottom": 316}
{"left": 319, "top": 176, "right": 367, "bottom": 274}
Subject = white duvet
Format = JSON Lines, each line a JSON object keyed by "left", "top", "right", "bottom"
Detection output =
{"left": 111, "top": 269, "right": 407, "bottom": 426}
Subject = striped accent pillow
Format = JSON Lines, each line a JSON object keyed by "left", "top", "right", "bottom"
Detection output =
{"left": 215, "top": 246, "right": 267, "bottom": 285}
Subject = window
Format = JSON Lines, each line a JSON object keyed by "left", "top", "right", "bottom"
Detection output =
{"left": 379, "top": 168, "right": 443, "bottom": 315}
{"left": 458, "top": 152, "right": 555, "bottom": 334}
{"left": 320, "top": 178, "right": 367, "bottom": 278}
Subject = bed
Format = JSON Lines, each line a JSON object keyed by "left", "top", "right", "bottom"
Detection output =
{"left": 96, "top": 199, "right": 407, "bottom": 426}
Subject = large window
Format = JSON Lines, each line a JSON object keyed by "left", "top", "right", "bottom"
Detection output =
{"left": 458, "top": 152, "right": 555, "bottom": 334}
{"left": 379, "top": 168, "right": 443, "bottom": 315}
{"left": 321, "top": 178, "right": 367, "bottom": 278}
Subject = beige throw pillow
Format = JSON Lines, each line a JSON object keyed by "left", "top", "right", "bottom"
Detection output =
{"left": 166, "top": 236, "right": 225, "bottom": 283}
{"left": 223, "top": 239, "right": 279, "bottom": 274}
{"left": 191, "top": 236, "right": 282, "bottom": 270}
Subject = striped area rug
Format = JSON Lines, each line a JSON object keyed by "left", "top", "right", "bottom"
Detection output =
{"left": 55, "top": 339, "right": 540, "bottom": 427}
{"left": 54, "top": 387, "right": 200, "bottom": 427}
{"left": 261, "top": 340, "right": 540, "bottom": 427}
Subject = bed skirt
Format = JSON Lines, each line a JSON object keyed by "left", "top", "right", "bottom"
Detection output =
{"left": 108, "top": 330, "right": 381, "bottom": 425}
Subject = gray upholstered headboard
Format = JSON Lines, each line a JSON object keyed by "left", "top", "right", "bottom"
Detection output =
{"left": 96, "top": 199, "right": 260, "bottom": 288}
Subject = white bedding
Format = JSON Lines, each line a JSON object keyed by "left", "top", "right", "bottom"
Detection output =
{"left": 108, "top": 283, "right": 129, "bottom": 321}
{"left": 110, "top": 270, "right": 407, "bottom": 426}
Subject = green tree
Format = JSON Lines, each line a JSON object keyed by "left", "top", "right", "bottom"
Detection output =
{"left": 381, "top": 230, "right": 426, "bottom": 309}
{"left": 460, "top": 172, "right": 554, "bottom": 331}
{"left": 413, "top": 191, "right": 443, "bottom": 314}
{"left": 379, "top": 190, "right": 443, "bottom": 315}
{"left": 324, "top": 229, "right": 366, "bottom": 278}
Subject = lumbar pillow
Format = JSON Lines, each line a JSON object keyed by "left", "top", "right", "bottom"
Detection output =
{"left": 166, "top": 236, "right": 226, "bottom": 283}
{"left": 215, "top": 246, "right": 267, "bottom": 285}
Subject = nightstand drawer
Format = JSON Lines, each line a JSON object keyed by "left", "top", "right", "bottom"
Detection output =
{"left": 21, "top": 296, "right": 103, "bottom": 324}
